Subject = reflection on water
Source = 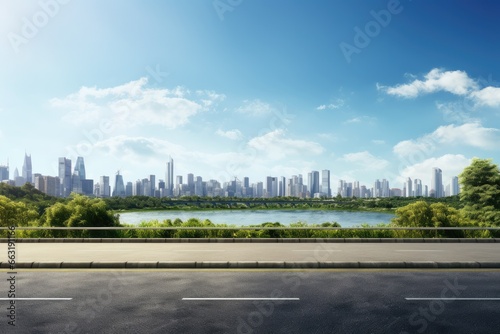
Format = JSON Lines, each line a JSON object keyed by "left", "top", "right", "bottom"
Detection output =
{"left": 118, "top": 209, "right": 395, "bottom": 227}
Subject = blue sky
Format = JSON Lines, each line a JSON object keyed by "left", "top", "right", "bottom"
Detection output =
{"left": 1, "top": 0, "right": 499, "bottom": 191}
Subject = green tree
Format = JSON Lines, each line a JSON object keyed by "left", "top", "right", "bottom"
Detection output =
{"left": 392, "top": 201, "right": 434, "bottom": 227}
{"left": 459, "top": 158, "right": 500, "bottom": 226}
{"left": 44, "top": 194, "right": 120, "bottom": 237}
{"left": 0, "top": 195, "right": 39, "bottom": 237}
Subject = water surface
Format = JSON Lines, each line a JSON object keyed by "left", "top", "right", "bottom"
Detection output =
{"left": 118, "top": 209, "right": 395, "bottom": 227}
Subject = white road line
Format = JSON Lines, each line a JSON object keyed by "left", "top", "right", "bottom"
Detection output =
{"left": 292, "top": 250, "right": 342, "bottom": 252}
{"left": 175, "top": 250, "right": 226, "bottom": 252}
{"left": 182, "top": 298, "right": 300, "bottom": 301}
{"left": 0, "top": 298, "right": 72, "bottom": 301}
{"left": 395, "top": 250, "right": 445, "bottom": 252}
{"left": 80, "top": 250, "right": 131, "bottom": 251}
{"left": 406, "top": 298, "right": 500, "bottom": 301}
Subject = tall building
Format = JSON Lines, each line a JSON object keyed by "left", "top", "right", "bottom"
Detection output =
{"left": 43, "top": 176, "right": 60, "bottom": 197}
{"left": 321, "top": 170, "right": 331, "bottom": 197}
{"left": 381, "top": 179, "right": 390, "bottom": 197}
{"left": 166, "top": 156, "right": 174, "bottom": 196}
{"left": 195, "top": 176, "right": 203, "bottom": 196}
{"left": 373, "top": 179, "right": 381, "bottom": 197}
{"left": 125, "top": 182, "right": 133, "bottom": 197}
{"left": 58, "top": 157, "right": 72, "bottom": 197}
{"left": 73, "top": 157, "right": 86, "bottom": 180}
{"left": 308, "top": 171, "right": 320, "bottom": 197}
{"left": 99, "top": 176, "right": 110, "bottom": 198}
{"left": 266, "top": 176, "right": 278, "bottom": 198}
{"left": 112, "top": 171, "right": 126, "bottom": 197}
{"left": 0, "top": 163, "right": 8, "bottom": 181}
{"left": 22, "top": 153, "right": 32, "bottom": 184}
{"left": 149, "top": 175, "right": 156, "bottom": 196}
{"left": 413, "top": 179, "right": 422, "bottom": 197}
{"left": 431, "top": 167, "right": 443, "bottom": 198}
{"left": 450, "top": 176, "right": 460, "bottom": 196}
{"left": 405, "top": 177, "right": 413, "bottom": 197}
{"left": 278, "top": 176, "right": 286, "bottom": 197}
{"left": 132, "top": 180, "right": 144, "bottom": 196}
{"left": 187, "top": 173, "right": 194, "bottom": 195}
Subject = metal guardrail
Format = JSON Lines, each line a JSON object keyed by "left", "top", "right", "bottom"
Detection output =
{"left": 0, "top": 227, "right": 499, "bottom": 231}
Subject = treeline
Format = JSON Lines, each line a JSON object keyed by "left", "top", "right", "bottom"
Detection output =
{"left": 102, "top": 194, "right": 462, "bottom": 211}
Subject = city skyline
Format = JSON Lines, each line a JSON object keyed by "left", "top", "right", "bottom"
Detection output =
{"left": 0, "top": 153, "right": 460, "bottom": 199}
{"left": 1, "top": 1, "right": 499, "bottom": 191}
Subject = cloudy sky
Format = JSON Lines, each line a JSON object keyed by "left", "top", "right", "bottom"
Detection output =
{"left": 1, "top": 0, "right": 499, "bottom": 191}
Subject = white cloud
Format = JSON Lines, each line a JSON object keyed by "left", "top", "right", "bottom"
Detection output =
{"left": 50, "top": 77, "right": 205, "bottom": 129}
{"left": 393, "top": 122, "right": 500, "bottom": 157}
{"left": 216, "top": 129, "right": 243, "bottom": 140}
{"left": 397, "top": 154, "right": 471, "bottom": 186}
{"left": 196, "top": 90, "right": 226, "bottom": 108}
{"left": 340, "top": 151, "right": 389, "bottom": 170}
{"left": 316, "top": 99, "right": 345, "bottom": 110}
{"left": 436, "top": 102, "right": 479, "bottom": 124}
{"left": 378, "top": 68, "right": 479, "bottom": 98}
{"left": 343, "top": 116, "right": 376, "bottom": 124}
{"left": 248, "top": 129, "right": 324, "bottom": 160}
{"left": 469, "top": 86, "right": 500, "bottom": 107}
{"left": 236, "top": 99, "right": 275, "bottom": 116}
{"left": 372, "top": 139, "right": 385, "bottom": 145}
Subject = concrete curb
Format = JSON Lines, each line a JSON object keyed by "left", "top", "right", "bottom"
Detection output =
{"left": 2, "top": 261, "right": 500, "bottom": 269}
{"left": 1, "top": 238, "right": 499, "bottom": 243}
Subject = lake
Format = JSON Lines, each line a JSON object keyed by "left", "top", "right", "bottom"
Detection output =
{"left": 118, "top": 210, "right": 395, "bottom": 227}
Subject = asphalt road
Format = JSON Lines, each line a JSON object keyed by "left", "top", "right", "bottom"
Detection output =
{"left": 0, "top": 270, "right": 499, "bottom": 333}
{"left": 10, "top": 242, "right": 500, "bottom": 262}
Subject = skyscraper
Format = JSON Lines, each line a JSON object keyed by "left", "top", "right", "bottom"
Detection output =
{"left": 112, "top": 171, "right": 126, "bottom": 197}
{"left": 265, "top": 177, "right": 277, "bottom": 198}
{"left": 100, "top": 176, "right": 110, "bottom": 197}
{"left": 405, "top": 177, "right": 412, "bottom": 197}
{"left": 22, "top": 153, "right": 32, "bottom": 184}
{"left": 74, "top": 157, "right": 86, "bottom": 180}
{"left": 279, "top": 176, "right": 286, "bottom": 197}
{"left": 0, "top": 163, "right": 8, "bottom": 181}
{"left": 321, "top": 170, "right": 331, "bottom": 197}
{"left": 166, "top": 156, "right": 174, "bottom": 196}
{"left": 381, "top": 179, "right": 390, "bottom": 197}
{"left": 431, "top": 167, "right": 443, "bottom": 198}
{"left": 70, "top": 157, "right": 85, "bottom": 194}
{"left": 450, "top": 176, "right": 460, "bottom": 196}
{"left": 58, "top": 157, "right": 72, "bottom": 197}
{"left": 308, "top": 171, "right": 320, "bottom": 197}
{"left": 413, "top": 179, "right": 422, "bottom": 197}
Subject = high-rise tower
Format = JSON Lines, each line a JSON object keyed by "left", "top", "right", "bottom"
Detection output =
{"left": 166, "top": 156, "right": 174, "bottom": 196}
{"left": 308, "top": 171, "right": 320, "bottom": 197}
{"left": 112, "top": 171, "right": 126, "bottom": 197}
{"left": 431, "top": 167, "right": 443, "bottom": 198}
{"left": 74, "top": 157, "right": 86, "bottom": 180}
{"left": 321, "top": 170, "right": 331, "bottom": 197}
{"left": 22, "top": 153, "right": 32, "bottom": 184}
{"left": 0, "top": 162, "right": 8, "bottom": 181}
{"left": 58, "top": 157, "right": 72, "bottom": 197}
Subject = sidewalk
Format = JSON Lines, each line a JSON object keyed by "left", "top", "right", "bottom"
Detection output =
{"left": 1, "top": 238, "right": 500, "bottom": 269}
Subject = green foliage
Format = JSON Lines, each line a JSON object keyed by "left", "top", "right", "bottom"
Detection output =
{"left": 459, "top": 158, "right": 500, "bottom": 226}
{"left": 43, "top": 194, "right": 120, "bottom": 237}
{"left": 0, "top": 195, "right": 39, "bottom": 236}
